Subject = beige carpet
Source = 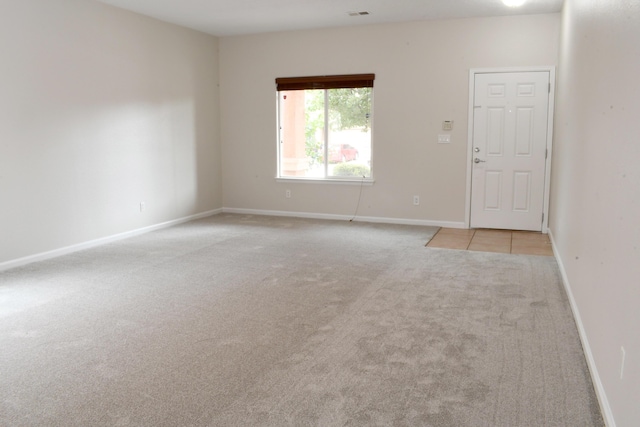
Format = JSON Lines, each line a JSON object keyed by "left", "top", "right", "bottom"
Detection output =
{"left": 0, "top": 214, "right": 603, "bottom": 426}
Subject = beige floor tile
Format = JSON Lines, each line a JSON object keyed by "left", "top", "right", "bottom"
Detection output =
{"left": 511, "top": 245, "right": 554, "bottom": 256}
{"left": 511, "top": 232, "right": 552, "bottom": 256}
{"left": 437, "top": 228, "right": 476, "bottom": 237}
{"left": 427, "top": 234, "right": 472, "bottom": 250}
{"left": 512, "top": 238, "right": 550, "bottom": 247}
{"left": 511, "top": 236, "right": 549, "bottom": 246}
{"left": 511, "top": 240, "right": 553, "bottom": 256}
{"left": 467, "top": 241, "right": 511, "bottom": 254}
{"left": 474, "top": 229, "right": 512, "bottom": 238}
{"left": 426, "top": 228, "right": 553, "bottom": 257}
{"left": 470, "top": 235, "right": 512, "bottom": 245}
{"left": 511, "top": 230, "right": 544, "bottom": 236}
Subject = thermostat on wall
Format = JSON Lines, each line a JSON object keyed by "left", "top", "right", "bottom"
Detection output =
{"left": 442, "top": 121, "right": 453, "bottom": 131}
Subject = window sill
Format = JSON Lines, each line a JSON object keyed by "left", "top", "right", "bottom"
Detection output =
{"left": 276, "top": 177, "right": 375, "bottom": 186}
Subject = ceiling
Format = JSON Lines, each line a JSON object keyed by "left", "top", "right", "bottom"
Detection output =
{"left": 94, "top": 0, "right": 564, "bottom": 37}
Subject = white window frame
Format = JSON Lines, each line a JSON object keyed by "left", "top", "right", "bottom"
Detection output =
{"left": 275, "top": 74, "right": 375, "bottom": 184}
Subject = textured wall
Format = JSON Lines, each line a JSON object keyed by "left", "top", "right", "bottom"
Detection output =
{"left": 550, "top": 0, "right": 640, "bottom": 425}
{"left": 0, "top": 0, "right": 221, "bottom": 264}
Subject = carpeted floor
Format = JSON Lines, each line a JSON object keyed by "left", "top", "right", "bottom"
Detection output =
{"left": 0, "top": 214, "right": 604, "bottom": 426}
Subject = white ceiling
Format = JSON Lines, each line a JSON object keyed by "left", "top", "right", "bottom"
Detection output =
{"left": 94, "top": 0, "right": 564, "bottom": 37}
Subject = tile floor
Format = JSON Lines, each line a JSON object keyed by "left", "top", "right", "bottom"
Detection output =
{"left": 427, "top": 228, "right": 554, "bottom": 256}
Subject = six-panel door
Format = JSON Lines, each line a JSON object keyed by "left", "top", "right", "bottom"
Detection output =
{"left": 470, "top": 71, "right": 550, "bottom": 231}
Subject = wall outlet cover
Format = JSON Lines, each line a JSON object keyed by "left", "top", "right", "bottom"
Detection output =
{"left": 438, "top": 134, "right": 451, "bottom": 144}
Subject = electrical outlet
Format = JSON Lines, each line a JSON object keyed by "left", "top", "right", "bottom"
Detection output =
{"left": 140, "top": 202, "right": 145, "bottom": 212}
{"left": 285, "top": 189, "right": 291, "bottom": 199}
{"left": 620, "top": 346, "right": 626, "bottom": 379}
{"left": 413, "top": 195, "right": 420, "bottom": 206}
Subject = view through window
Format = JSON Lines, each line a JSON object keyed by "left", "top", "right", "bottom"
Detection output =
{"left": 276, "top": 74, "right": 374, "bottom": 179}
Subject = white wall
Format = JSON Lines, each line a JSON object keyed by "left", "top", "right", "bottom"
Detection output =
{"left": 3, "top": 1, "right": 636, "bottom": 421}
{"left": 550, "top": 0, "right": 640, "bottom": 425}
{"left": 0, "top": 0, "right": 221, "bottom": 265}
{"left": 219, "top": 14, "right": 559, "bottom": 223}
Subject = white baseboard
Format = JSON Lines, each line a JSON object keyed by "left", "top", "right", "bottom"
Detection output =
{"left": 222, "top": 207, "right": 466, "bottom": 229}
{"left": 547, "top": 230, "right": 616, "bottom": 427}
{"left": 0, "top": 209, "right": 222, "bottom": 272}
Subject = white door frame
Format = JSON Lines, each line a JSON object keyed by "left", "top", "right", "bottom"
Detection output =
{"left": 465, "top": 66, "right": 556, "bottom": 233}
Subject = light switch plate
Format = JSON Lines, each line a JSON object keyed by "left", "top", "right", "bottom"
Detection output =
{"left": 438, "top": 134, "right": 451, "bottom": 144}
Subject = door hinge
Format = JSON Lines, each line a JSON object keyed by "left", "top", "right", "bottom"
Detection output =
{"left": 548, "top": 83, "right": 551, "bottom": 93}
{"left": 542, "top": 213, "right": 545, "bottom": 223}
{"left": 545, "top": 148, "right": 548, "bottom": 159}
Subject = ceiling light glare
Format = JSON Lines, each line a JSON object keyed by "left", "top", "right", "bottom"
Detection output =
{"left": 502, "top": 0, "right": 526, "bottom": 7}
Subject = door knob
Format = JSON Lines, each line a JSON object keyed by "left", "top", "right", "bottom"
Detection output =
{"left": 474, "top": 147, "right": 480, "bottom": 152}
{"left": 474, "top": 158, "right": 486, "bottom": 163}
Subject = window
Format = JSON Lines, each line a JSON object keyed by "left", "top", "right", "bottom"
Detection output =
{"left": 276, "top": 74, "right": 374, "bottom": 180}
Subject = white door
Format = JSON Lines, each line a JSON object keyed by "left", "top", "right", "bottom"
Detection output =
{"left": 470, "top": 71, "right": 550, "bottom": 231}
